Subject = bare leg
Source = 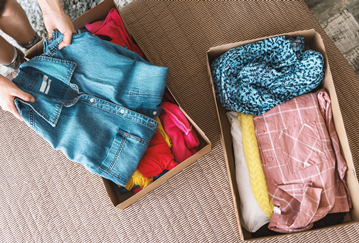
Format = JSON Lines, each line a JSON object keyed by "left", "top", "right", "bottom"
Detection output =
{"left": 0, "top": 36, "right": 15, "bottom": 65}
{"left": 0, "top": 0, "right": 37, "bottom": 66}
{"left": 0, "top": 0, "right": 36, "bottom": 43}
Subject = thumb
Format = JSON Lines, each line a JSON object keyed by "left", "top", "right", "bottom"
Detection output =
{"left": 59, "top": 30, "right": 72, "bottom": 50}
{"left": 15, "top": 90, "right": 35, "bottom": 103}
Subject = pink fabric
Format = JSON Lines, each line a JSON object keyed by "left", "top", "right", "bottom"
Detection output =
{"left": 160, "top": 102, "right": 200, "bottom": 162}
{"left": 85, "top": 8, "right": 145, "bottom": 58}
{"left": 253, "top": 89, "right": 351, "bottom": 233}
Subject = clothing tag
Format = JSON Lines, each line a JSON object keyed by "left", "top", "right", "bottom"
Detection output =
{"left": 273, "top": 206, "right": 281, "bottom": 215}
{"left": 40, "top": 75, "right": 52, "bottom": 94}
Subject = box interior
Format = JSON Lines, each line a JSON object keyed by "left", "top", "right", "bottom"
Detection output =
{"left": 207, "top": 29, "right": 359, "bottom": 240}
{"left": 102, "top": 87, "right": 211, "bottom": 209}
{"left": 25, "top": 0, "right": 212, "bottom": 210}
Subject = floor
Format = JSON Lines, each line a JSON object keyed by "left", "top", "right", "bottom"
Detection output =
{"left": 304, "top": 0, "right": 359, "bottom": 76}
{"left": 1, "top": 0, "right": 359, "bottom": 77}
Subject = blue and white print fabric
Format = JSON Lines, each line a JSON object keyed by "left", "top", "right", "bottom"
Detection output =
{"left": 211, "top": 36, "right": 324, "bottom": 115}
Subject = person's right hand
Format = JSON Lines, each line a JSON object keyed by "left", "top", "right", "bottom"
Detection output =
{"left": 0, "top": 75, "right": 35, "bottom": 120}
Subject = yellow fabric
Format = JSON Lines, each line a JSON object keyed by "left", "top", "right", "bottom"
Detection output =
{"left": 238, "top": 113, "right": 274, "bottom": 219}
{"left": 156, "top": 117, "right": 172, "bottom": 148}
{"left": 120, "top": 170, "right": 153, "bottom": 191}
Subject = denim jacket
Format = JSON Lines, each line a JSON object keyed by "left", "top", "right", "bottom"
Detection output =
{"left": 13, "top": 31, "right": 168, "bottom": 186}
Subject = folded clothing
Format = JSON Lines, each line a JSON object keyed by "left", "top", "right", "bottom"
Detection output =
{"left": 254, "top": 89, "right": 351, "bottom": 233}
{"left": 251, "top": 212, "right": 346, "bottom": 238}
{"left": 121, "top": 170, "right": 153, "bottom": 191}
{"left": 137, "top": 130, "right": 178, "bottom": 177}
{"left": 160, "top": 101, "right": 200, "bottom": 162}
{"left": 156, "top": 117, "right": 172, "bottom": 148}
{"left": 86, "top": 8, "right": 145, "bottom": 58}
{"left": 211, "top": 36, "right": 324, "bottom": 115}
{"left": 238, "top": 112, "right": 274, "bottom": 220}
{"left": 13, "top": 30, "right": 168, "bottom": 187}
{"left": 227, "top": 111, "right": 269, "bottom": 233}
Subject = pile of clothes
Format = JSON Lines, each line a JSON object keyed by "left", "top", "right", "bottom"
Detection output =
{"left": 85, "top": 9, "right": 200, "bottom": 194}
{"left": 211, "top": 36, "right": 351, "bottom": 236}
{"left": 13, "top": 8, "right": 200, "bottom": 192}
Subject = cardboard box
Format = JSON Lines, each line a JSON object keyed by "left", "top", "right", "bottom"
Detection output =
{"left": 206, "top": 29, "right": 359, "bottom": 241}
{"left": 25, "top": 0, "right": 211, "bottom": 210}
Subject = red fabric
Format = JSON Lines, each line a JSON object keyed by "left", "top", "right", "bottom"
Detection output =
{"left": 137, "top": 131, "right": 178, "bottom": 177}
{"left": 160, "top": 102, "right": 200, "bottom": 162}
{"left": 85, "top": 8, "right": 145, "bottom": 58}
{"left": 133, "top": 188, "right": 142, "bottom": 194}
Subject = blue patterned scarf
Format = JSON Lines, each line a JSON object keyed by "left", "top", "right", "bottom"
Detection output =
{"left": 211, "top": 36, "right": 324, "bottom": 115}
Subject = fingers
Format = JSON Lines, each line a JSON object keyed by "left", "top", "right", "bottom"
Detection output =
{"left": 48, "top": 29, "right": 53, "bottom": 40}
{"left": 58, "top": 30, "right": 72, "bottom": 50}
{"left": 14, "top": 89, "right": 35, "bottom": 103}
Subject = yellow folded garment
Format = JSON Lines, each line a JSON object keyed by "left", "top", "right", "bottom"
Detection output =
{"left": 238, "top": 113, "right": 274, "bottom": 219}
{"left": 156, "top": 117, "right": 172, "bottom": 148}
{"left": 120, "top": 170, "right": 153, "bottom": 191}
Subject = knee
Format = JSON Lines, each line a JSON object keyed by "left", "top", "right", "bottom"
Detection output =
{"left": 1, "top": 0, "right": 17, "bottom": 18}
{"left": 0, "top": 0, "right": 6, "bottom": 17}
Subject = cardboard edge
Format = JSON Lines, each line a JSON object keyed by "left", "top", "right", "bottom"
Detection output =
{"left": 206, "top": 29, "right": 358, "bottom": 240}
{"left": 72, "top": 0, "right": 115, "bottom": 30}
{"left": 115, "top": 104, "right": 212, "bottom": 210}
{"left": 206, "top": 53, "right": 244, "bottom": 241}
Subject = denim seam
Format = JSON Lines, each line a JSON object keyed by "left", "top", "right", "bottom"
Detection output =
{"left": 29, "top": 108, "right": 34, "bottom": 129}
{"left": 25, "top": 100, "right": 63, "bottom": 126}
{"left": 18, "top": 70, "right": 31, "bottom": 87}
{"left": 98, "top": 167, "right": 127, "bottom": 185}
{"left": 108, "top": 132, "right": 127, "bottom": 172}
{"left": 28, "top": 71, "right": 40, "bottom": 91}
{"left": 129, "top": 91, "right": 163, "bottom": 99}
{"left": 78, "top": 100, "right": 157, "bottom": 132}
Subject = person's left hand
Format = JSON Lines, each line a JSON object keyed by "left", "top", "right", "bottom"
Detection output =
{"left": 42, "top": 9, "right": 76, "bottom": 50}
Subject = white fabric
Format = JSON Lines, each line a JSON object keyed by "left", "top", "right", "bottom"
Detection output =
{"left": 226, "top": 111, "right": 269, "bottom": 233}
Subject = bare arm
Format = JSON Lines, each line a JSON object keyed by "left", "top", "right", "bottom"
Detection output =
{"left": 37, "top": 0, "right": 76, "bottom": 49}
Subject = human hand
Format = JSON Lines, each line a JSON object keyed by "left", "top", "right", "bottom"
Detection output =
{"left": 42, "top": 9, "right": 76, "bottom": 50}
{"left": 0, "top": 75, "right": 35, "bottom": 120}
{"left": 37, "top": 0, "right": 75, "bottom": 50}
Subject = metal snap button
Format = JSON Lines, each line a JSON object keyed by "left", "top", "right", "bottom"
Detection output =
{"left": 153, "top": 111, "right": 157, "bottom": 116}
{"left": 89, "top": 98, "right": 95, "bottom": 103}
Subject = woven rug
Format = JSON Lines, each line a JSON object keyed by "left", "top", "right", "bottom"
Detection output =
{"left": 1, "top": 0, "right": 359, "bottom": 242}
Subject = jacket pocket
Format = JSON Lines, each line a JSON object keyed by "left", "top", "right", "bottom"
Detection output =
{"left": 99, "top": 128, "right": 149, "bottom": 186}
{"left": 277, "top": 122, "right": 326, "bottom": 173}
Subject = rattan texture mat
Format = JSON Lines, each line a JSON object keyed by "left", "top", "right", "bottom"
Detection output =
{"left": 0, "top": 0, "right": 359, "bottom": 242}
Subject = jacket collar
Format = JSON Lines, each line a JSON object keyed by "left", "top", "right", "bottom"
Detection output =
{"left": 13, "top": 56, "right": 77, "bottom": 127}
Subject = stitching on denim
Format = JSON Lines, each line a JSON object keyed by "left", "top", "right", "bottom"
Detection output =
{"left": 29, "top": 108, "right": 34, "bottom": 129}
{"left": 129, "top": 91, "right": 162, "bottom": 99}
{"left": 108, "top": 131, "right": 127, "bottom": 172}
{"left": 19, "top": 70, "right": 31, "bottom": 87}
{"left": 98, "top": 166, "right": 127, "bottom": 184}
{"left": 28, "top": 71, "right": 40, "bottom": 90}
{"left": 78, "top": 100, "right": 157, "bottom": 132}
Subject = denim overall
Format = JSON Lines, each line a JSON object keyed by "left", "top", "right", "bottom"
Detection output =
{"left": 13, "top": 31, "right": 168, "bottom": 186}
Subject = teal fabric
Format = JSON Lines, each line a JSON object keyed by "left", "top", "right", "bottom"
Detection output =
{"left": 211, "top": 36, "right": 324, "bottom": 115}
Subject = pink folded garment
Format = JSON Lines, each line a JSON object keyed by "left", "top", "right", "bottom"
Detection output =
{"left": 85, "top": 8, "right": 145, "bottom": 58}
{"left": 160, "top": 102, "right": 200, "bottom": 162}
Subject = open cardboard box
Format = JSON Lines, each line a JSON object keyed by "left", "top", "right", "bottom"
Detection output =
{"left": 206, "top": 29, "right": 359, "bottom": 241}
{"left": 25, "top": 0, "right": 211, "bottom": 210}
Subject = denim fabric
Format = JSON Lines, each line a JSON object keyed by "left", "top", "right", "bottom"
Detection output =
{"left": 12, "top": 31, "right": 168, "bottom": 186}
